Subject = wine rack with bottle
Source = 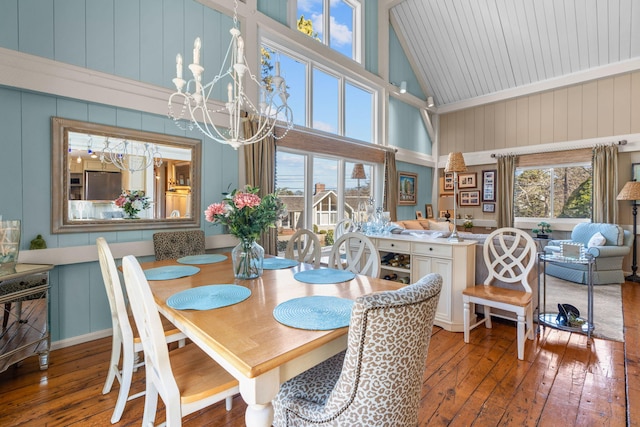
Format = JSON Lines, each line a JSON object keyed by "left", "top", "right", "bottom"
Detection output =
{"left": 378, "top": 240, "right": 411, "bottom": 284}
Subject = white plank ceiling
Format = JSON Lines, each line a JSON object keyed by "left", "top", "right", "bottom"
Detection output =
{"left": 391, "top": 0, "right": 640, "bottom": 108}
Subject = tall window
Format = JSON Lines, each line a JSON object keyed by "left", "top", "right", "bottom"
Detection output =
{"left": 275, "top": 149, "right": 375, "bottom": 247}
{"left": 296, "top": 0, "right": 360, "bottom": 62}
{"left": 514, "top": 164, "right": 592, "bottom": 219}
{"left": 262, "top": 41, "right": 376, "bottom": 144}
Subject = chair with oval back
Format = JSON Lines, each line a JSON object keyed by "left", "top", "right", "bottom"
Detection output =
{"left": 462, "top": 228, "right": 537, "bottom": 360}
{"left": 333, "top": 218, "right": 354, "bottom": 240}
{"left": 96, "top": 237, "right": 187, "bottom": 424}
{"left": 328, "top": 232, "right": 380, "bottom": 278}
{"left": 285, "top": 229, "right": 321, "bottom": 268}
{"left": 272, "top": 273, "right": 443, "bottom": 426}
{"left": 152, "top": 230, "right": 205, "bottom": 261}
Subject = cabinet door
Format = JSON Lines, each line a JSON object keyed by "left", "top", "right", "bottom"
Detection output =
{"left": 412, "top": 256, "right": 453, "bottom": 325}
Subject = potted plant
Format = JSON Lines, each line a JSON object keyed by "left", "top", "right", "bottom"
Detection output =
{"left": 532, "top": 221, "right": 552, "bottom": 239}
{"left": 463, "top": 219, "right": 474, "bottom": 231}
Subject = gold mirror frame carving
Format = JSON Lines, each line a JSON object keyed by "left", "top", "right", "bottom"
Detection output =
{"left": 51, "top": 117, "right": 202, "bottom": 233}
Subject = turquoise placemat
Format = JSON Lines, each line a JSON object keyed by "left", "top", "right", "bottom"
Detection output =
{"left": 273, "top": 296, "right": 354, "bottom": 330}
{"left": 167, "top": 284, "right": 251, "bottom": 310}
{"left": 177, "top": 254, "right": 227, "bottom": 265}
{"left": 263, "top": 257, "right": 299, "bottom": 270}
{"left": 144, "top": 265, "right": 200, "bottom": 281}
{"left": 293, "top": 268, "right": 356, "bottom": 284}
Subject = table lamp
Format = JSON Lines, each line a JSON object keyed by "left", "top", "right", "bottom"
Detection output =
{"left": 617, "top": 181, "right": 640, "bottom": 282}
{"left": 445, "top": 152, "right": 467, "bottom": 242}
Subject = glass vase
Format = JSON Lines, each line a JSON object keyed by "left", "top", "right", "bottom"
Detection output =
{"left": 0, "top": 220, "right": 21, "bottom": 273}
{"left": 232, "top": 238, "right": 264, "bottom": 280}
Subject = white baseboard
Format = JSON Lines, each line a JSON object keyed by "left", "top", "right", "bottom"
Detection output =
{"left": 50, "top": 328, "right": 113, "bottom": 351}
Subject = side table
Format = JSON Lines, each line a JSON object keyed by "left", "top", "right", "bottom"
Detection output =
{"left": 537, "top": 253, "right": 594, "bottom": 339}
{"left": 0, "top": 263, "right": 54, "bottom": 372}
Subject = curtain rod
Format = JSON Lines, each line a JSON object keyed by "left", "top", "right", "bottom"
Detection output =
{"left": 490, "top": 140, "right": 627, "bottom": 158}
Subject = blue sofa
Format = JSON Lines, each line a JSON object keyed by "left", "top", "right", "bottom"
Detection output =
{"left": 543, "top": 223, "right": 632, "bottom": 285}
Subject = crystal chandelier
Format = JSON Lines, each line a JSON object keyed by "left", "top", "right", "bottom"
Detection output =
{"left": 99, "top": 138, "right": 163, "bottom": 173}
{"left": 167, "top": 0, "right": 293, "bottom": 150}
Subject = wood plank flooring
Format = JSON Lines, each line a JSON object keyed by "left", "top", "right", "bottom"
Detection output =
{"left": 0, "top": 282, "right": 637, "bottom": 426}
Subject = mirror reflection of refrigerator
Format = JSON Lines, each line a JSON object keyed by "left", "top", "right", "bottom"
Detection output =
{"left": 84, "top": 171, "right": 122, "bottom": 200}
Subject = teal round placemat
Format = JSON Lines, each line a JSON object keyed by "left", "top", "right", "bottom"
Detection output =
{"left": 177, "top": 254, "right": 227, "bottom": 265}
{"left": 167, "top": 284, "right": 251, "bottom": 310}
{"left": 273, "top": 296, "right": 354, "bottom": 330}
{"left": 144, "top": 265, "right": 200, "bottom": 281}
{"left": 293, "top": 268, "right": 356, "bottom": 284}
{"left": 263, "top": 257, "right": 299, "bottom": 270}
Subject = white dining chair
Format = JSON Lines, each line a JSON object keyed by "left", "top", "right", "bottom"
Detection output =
{"left": 334, "top": 218, "right": 354, "bottom": 240}
{"left": 285, "top": 229, "right": 321, "bottom": 268}
{"left": 328, "top": 232, "right": 381, "bottom": 278}
{"left": 462, "top": 228, "right": 537, "bottom": 360}
{"left": 121, "top": 255, "right": 239, "bottom": 426}
{"left": 96, "top": 237, "right": 186, "bottom": 424}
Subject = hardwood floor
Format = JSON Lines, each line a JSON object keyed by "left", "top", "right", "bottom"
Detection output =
{"left": 1, "top": 283, "right": 637, "bottom": 426}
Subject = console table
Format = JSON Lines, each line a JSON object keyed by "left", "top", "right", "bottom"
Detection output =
{"left": 368, "top": 235, "right": 476, "bottom": 331}
{"left": 0, "top": 263, "right": 53, "bottom": 372}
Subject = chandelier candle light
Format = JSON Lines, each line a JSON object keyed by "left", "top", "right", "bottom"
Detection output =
{"left": 168, "top": 0, "right": 293, "bottom": 149}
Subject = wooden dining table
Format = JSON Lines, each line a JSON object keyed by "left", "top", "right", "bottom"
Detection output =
{"left": 140, "top": 254, "right": 403, "bottom": 427}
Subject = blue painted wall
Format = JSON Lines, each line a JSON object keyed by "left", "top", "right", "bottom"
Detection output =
{"left": 389, "top": 24, "right": 423, "bottom": 99}
{"left": 395, "top": 161, "right": 433, "bottom": 221}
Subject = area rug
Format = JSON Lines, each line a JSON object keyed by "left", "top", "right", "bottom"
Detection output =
{"left": 542, "top": 275, "right": 623, "bottom": 342}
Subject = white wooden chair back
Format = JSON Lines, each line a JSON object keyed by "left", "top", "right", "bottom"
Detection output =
{"left": 329, "top": 232, "right": 381, "bottom": 278}
{"left": 285, "top": 229, "right": 321, "bottom": 268}
{"left": 334, "top": 218, "right": 354, "bottom": 240}
{"left": 121, "top": 256, "right": 181, "bottom": 412}
{"left": 483, "top": 228, "right": 537, "bottom": 293}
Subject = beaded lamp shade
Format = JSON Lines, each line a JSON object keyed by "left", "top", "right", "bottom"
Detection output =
{"left": 351, "top": 163, "right": 366, "bottom": 180}
{"left": 445, "top": 152, "right": 467, "bottom": 173}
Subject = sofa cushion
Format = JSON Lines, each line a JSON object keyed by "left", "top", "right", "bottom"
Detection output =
{"left": 428, "top": 220, "right": 452, "bottom": 232}
{"left": 587, "top": 232, "right": 606, "bottom": 248}
{"left": 571, "top": 223, "right": 624, "bottom": 246}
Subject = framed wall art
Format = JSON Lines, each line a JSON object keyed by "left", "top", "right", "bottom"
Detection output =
{"left": 482, "top": 203, "right": 495, "bottom": 213}
{"left": 444, "top": 172, "right": 454, "bottom": 191}
{"left": 482, "top": 169, "right": 496, "bottom": 202}
{"left": 398, "top": 171, "right": 418, "bottom": 205}
{"left": 425, "top": 204, "right": 434, "bottom": 218}
{"left": 458, "top": 172, "right": 477, "bottom": 189}
{"left": 459, "top": 190, "right": 480, "bottom": 206}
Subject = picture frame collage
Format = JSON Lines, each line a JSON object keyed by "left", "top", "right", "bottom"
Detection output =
{"left": 443, "top": 169, "right": 497, "bottom": 212}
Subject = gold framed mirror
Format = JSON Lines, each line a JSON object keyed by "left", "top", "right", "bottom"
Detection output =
{"left": 51, "top": 117, "right": 201, "bottom": 233}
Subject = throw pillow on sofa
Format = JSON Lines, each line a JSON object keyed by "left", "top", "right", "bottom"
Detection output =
{"left": 428, "top": 220, "right": 452, "bottom": 232}
{"left": 587, "top": 232, "right": 606, "bottom": 248}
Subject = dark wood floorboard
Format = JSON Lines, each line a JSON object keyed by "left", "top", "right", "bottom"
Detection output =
{"left": 1, "top": 282, "right": 638, "bottom": 426}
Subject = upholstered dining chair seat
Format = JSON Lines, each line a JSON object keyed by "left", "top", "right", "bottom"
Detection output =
{"left": 273, "top": 273, "right": 443, "bottom": 427}
{"left": 153, "top": 230, "right": 206, "bottom": 261}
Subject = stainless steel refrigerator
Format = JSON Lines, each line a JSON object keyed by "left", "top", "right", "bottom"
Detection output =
{"left": 84, "top": 171, "right": 122, "bottom": 201}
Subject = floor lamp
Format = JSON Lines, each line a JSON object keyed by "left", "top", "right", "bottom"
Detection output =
{"left": 445, "top": 152, "right": 467, "bottom": 242}
{"left": 617, "top": 181, "right": 640, "bottom": 282}
{"left": 351, "top": 163, "right": 366, "bottom": 225}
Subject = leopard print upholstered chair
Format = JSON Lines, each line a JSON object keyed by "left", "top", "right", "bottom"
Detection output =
{"left": 272, "top": 272, "right": 443, "bottom": 427}
{"left": 152, "top": 230, "right": 206, "bottom": 261}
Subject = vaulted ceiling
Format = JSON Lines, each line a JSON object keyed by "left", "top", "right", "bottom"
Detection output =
{"left": 390, "top": 0, "right": 640, "bottom": 110}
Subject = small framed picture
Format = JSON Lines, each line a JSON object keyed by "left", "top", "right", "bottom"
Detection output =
{"left": 425, "top": 204, "right": 434, "bottom": 218}
{"left": 444, "top": 172, "right": 454, "bottom": 191}
{"left": 398, "top": 171, "right": 418, "bottom": 205}
{"left": 416, "top": 210, "right": 423, "bottom": 219}
{"left": 459, "top": 190, "right": 480, "bottom": 206}
{"left": 482, "top": 203, "right": 495, "bottom": 213}
{"left": 561, "top": 242, "right": 583, "bottom": 259}
{"left": 439, "top": 210, "right": 449, "bottom": 218}
{"left": 458, "top": 172, "right": 477, "bottom": 189}
{"left": 482, "top": 169, "right": 496, "bottom": 202}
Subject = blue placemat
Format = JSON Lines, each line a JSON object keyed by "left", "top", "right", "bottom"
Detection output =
{"left": 273, "top": 296, "right": 354, "bottom": 330}
{"left": 177, "top": 254, "right": 227, "bottom": 265}
{"left": 167, "top": 284, "right": 251, "bottom": 310}
{"left": 263, "top": 257, "right": 299, "bottom": 270}
{"left": 144, "top": 265, "right": 200, "bottom": 281}
{"left": 293, "top": 268, "right": 356, "bottom": 284}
